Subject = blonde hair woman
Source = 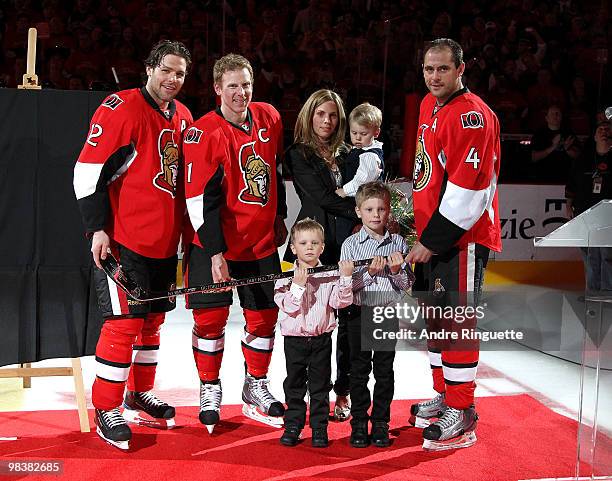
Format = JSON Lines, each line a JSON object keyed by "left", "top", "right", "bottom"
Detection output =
{"left": 284, "top": 89, "right": 357, "bottom": 263}
{"left": 283, "top": 89, "right": 358, "bottom": 421}
{"left": 293, "top": 89, "right": 347, "bottom": 168}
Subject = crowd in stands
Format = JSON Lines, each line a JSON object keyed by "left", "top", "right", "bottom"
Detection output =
{"left": 0, "top": 0, "right": 609, "bottom": 182}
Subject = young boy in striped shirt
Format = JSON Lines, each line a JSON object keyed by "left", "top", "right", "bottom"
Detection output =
{"left": 340, "top": 181, "right": 414, "bottom": 448}
{"left": 274, "top": 218, "right": 354, "bottom": 447}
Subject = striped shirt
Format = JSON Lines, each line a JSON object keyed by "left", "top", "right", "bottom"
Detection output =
{"left": 340, "top": 227, "right": 415, "bottom": 306}
{"left": 274, "top": 264, "right": 353, "bottom": 337}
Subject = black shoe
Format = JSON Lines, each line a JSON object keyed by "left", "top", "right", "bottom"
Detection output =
{"left": 124, "top": 390, "right": 175, "bottom": 419}
{"left": 95, "top": 408, "right": 132, "bottom": 449}
{"left": 371, "top": 421, "right": 390, "bottom": 447}
{"left": 350, "top": 421, "right": 370, "bottom": 448}
{"left": 280, "top": 425, "right": 301, "bottom": 446}
{"left": 311, "top": 427, "right": 329, "bottom": 448}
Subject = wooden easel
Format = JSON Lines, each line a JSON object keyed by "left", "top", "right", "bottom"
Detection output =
{"left": 3, "top": 27, "right": 91, "bottom": 433}
{"left": 0, "top": 360, "right": 90, "bottom": 432}
{"left": 17, "top": 28, "right": 41, "bottom": 90}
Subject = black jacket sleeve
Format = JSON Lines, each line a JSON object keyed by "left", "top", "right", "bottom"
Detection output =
{"left": 76, "top": 144, "right": 135, "bottom": 235}
{"left": 420, "top": 209, "right": 467, "bottom": 254}
{"left": 200, "top": 164, "right": 228, "bottom": 257}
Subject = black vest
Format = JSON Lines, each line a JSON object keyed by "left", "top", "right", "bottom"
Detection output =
{"left": 342, "top": 146, "right": 385, "bottom": 183}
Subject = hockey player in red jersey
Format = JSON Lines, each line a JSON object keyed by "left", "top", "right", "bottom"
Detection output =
{"left": 183, "top": 54, "right": 288, "bottom": 433}
{"left": 73, "top": 40, "right": 193, "bottom": 450}
{"left": 405, "top": 38, "right": 502, "bottom": 451}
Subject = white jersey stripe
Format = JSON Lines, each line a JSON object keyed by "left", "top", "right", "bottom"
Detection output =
{"left": 439, "top": 180, "right": 492, "bottom": 230}
{"left": 132, "top": 349, "right": 158, "bottom": 364}
{"left": 466, "top": 243, "right": 475, "bottom": 294}
{"left": 107, "top": 275, "right": 122, "bottom": 315}
{"left": 73, "top": 162, "right": 104, "bottom": 200}
{"left": 186, "top": 194, "right": 204, "bottom": 233}
{"left": 192, "top": 333, "right": 225, "bottom": 353}
{"left": 428, "top": 350, "right": 442, "bottom": 367}
{"left": 487, "top": 171, "right": 497, "bottom": 224}
{"left": 96, "top": 361, "right": 130, "bottom": 382}
{"left": 443, "top": 365, "right": 478, "bottom": 383}
{"left": 241, "top": 330, "right": 274, "bottom": 351}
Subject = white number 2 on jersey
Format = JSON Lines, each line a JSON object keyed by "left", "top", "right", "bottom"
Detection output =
{"left": 86, "top": 123, "right": 103, "bottom": 147}
{"left": 464, "top": 147, "right": 480, "bottom": 169}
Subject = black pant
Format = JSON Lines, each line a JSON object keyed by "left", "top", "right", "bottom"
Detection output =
{"left": 92, "top": 242, "right": 178, "bottom": 318}
{"left": 346, "top": 305, "right": 396, "bottom": 424}
{"left": 283, "top": 333, "right": 332, "bottom": 429}
{"left": 333, "top": 307, "right": 351, "bottom": 396}
{"left": 185, "top": 245, "right": 279, "bottom": 310}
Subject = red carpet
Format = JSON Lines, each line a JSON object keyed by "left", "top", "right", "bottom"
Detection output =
{"left": 0, "top": 395, "right": 610, "bottom": 481}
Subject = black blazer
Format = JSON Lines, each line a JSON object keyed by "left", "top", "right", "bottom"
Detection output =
{"left": 284, "top": 143, "right": 359, "bottom": 264}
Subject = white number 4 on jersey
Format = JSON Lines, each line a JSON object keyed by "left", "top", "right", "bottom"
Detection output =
{"left": 465, "top": 147, "right": 480, "bottom": 169}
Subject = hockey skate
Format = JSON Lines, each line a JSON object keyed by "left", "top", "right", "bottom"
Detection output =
{"left": 333, "top": 395, "right": 351, "bottom": 422}
{"left": 199, "top": 381, "right": 222, "bottom": 434}
{"left": 422, "top": 406, "right": 478, "bottom": 451}
{"left": 242, "top": 374, "right": 285, "bottom": 428}
{"left": 409, "top": 393, "right": 447, "bottom": 428}
{"left": 95, "top": 408, "right": 132, "bottom": 450}
{"left": 122, "top": 390, "right": 176, "bottom": 429}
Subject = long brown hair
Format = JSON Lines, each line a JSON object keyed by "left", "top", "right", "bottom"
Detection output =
{"left": 294, "top": 89, "right": 347, "bottom": 164}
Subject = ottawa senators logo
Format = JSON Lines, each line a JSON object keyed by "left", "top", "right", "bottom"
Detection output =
{"left": 238, "top": 141, "right": 270, "bottom": 206}
{"left": 184, "top": 126, "right": 203, "bottom": 144}
{"left": 460, "top": 111, "right": 484, "bottom": 129}
{"left": 413, "top": 125, "right": 432, "bottom": 192}
{"left": 153, "top": 129, "right": 179, "bottom": 197}
{"left": 102, "top": 94, "right": 124, "bottom": 110}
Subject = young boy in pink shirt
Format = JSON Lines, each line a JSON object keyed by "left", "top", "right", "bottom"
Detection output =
{"left": 275, "top": 218, "right": 354, "bottom": 447}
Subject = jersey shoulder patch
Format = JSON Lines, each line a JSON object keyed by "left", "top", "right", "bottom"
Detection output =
{"left": 101, "top": 93, "right": 125, "bottom": 110}
{"left": 184, "top": 126, "right": 204, "bottom": 144}
{"left": 460, "top": 111, "right": 484, "bottom": 129}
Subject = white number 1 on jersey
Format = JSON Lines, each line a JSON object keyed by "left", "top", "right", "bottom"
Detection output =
{"left": 187, "top": 163, "right": 193, "bottom": 183}
{"left": 465, "top": 147, "right": 480, "bottom": 169}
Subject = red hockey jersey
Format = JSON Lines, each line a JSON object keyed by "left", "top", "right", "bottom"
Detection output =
{"left": 413, "top": 89, "right": 502, "bottom": 253}
{"left": 184, "top": 102, "right": 284, "bottom": 261}
{"left": 74, "top": 87, "right": 193, "bottom": 258}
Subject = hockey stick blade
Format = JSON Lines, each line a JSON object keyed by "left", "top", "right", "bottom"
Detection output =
{"left": 99, "top": 254, "right": 148, "bottom": 301}
{"left": 100, "top": 253, "right": 374, "bottom": 302}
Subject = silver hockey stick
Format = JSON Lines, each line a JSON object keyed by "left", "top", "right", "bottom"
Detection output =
{"left": 100, "top": 252, "right": 376, "bottom": 302}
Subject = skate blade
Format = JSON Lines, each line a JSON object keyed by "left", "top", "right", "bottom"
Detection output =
{"left": 242, "top": 404, "right": 284, "bottom": 428}
{"left": 96, "top": 426, "right": 129, "bottom": 451}
{"left": 123, "top": 408, "right": 176, "bottom": 429}
{"left": 422, "top": 431, "right": 477, "bottom": 451}
{"left": 409, "top": 415, "right": 433, "bottom": 428}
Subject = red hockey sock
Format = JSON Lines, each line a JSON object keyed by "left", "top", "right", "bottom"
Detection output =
{"left": 192, "top": 307, "right": 229, "bottom": 382}
{"left": 92, "top": 378, "right": 127, "bottom": 411}
{"left": 128, "top": 312, "right": 165, "bottom": 392}
{"left": 242, "top": 308, "right": 277, "bottom": 377}
{"left": 432, "top": 366, "right": 445, "bottom": 394}
{"left": 446, "top": 381, "right": 476, "bottom": 409}
{"left": 442, "top": 350, "right": 479, "bottom": 408}
{"left": 93, "top": 316, "right": 144, "bottom": 410}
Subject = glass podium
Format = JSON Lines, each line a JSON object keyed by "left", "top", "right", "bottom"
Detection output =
{"left": 535, "top": 199, "right": 612, "bottom": 480}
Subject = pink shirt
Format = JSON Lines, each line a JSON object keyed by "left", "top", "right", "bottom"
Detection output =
{"left": 274, "top": 267, "right": 353, "bottom": 337}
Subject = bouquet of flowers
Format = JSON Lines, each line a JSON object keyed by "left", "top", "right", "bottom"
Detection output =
{"left": 386, "top": 179, "right": 417, "bottom": 249}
